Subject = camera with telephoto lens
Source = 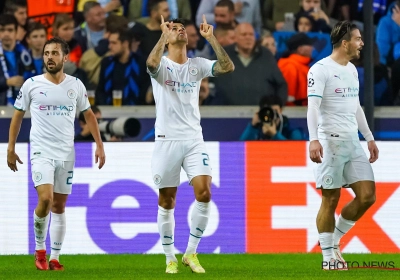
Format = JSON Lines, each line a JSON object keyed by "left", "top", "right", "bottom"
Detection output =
{"left": 258, "top": 106, "right": 278, "bottom": 126}
{"left": 98, "top": 117, "right": 141, "bottom": 137}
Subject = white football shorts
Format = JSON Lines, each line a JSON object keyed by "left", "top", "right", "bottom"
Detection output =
{"left": 151, "top": 139, "right": 212, "bottom": 188}
{"left": 314, "top": 139, "right": 374, "bottom": 189}
{"left": 31, "top": 157, "right": 75, "bottom": 194}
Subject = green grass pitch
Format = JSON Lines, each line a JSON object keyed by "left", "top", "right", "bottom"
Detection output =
{"left": 1, "top": 253, "right": 400, "bottom": 279}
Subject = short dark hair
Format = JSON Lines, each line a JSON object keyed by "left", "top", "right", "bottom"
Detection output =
{"left": 215, "top": 0, "right": 235, "bottom": 12}
{"left": 147, "top": 0, "right": 167, "bottom": 15}
{"left": 0, "top": 14, "right": 18, "bottom": 30}
{"left": 171, "top": 18, "right": 187, "bottom": 26}
{"left": 43, "top": 37, "right": 70, "bottom": 56}
{"left": 4, "top": 0, "right": 27, "bottom": 14}
{"left": 330, "top": 21, "right": 359, "bottom": 48}
{"left": 110, "top": 28, "right": 133, "bottom": 45}
{"left": 106, "top": 14, "right": 128, "bottom": 33}
{"left": 83, "top": 1, "right": 101, "bottom": 16}
{"left": 259, "top": 95, "right": 283, "bottom": 108}
{"left": 26, "top": 21, "right": 47, "bottom": 37}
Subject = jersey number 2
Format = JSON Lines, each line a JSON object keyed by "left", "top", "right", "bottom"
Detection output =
{"left": 202, "top": 153, "right": 209, "bottom": 166}
{"left": 66, "top": 171, "right": 73, "bottom": 185}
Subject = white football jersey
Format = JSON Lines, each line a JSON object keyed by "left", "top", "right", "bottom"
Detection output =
{"left": 14, "top": 74, "right": 90, "bottom": 161}
{"left": 307, "top": 57, "right": 360, "bottom": 141}
{"left": 148, "top": 56, "right": 216, "bottom": 140}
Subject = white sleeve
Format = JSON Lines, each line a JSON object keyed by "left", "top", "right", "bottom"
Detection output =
{"left": 196, "top": 57, "right": 217, "bottom": 79}
{"left": 307, "top": 96, "right": 321, "bottom": 141}
{"left": 356, "top": 103, "right": 374, "bottom": 142}
{"left": 307, "top": 64, "right": 327, "bottom": 98}
{"left": 146, "top": 57, "right": 165, "bottom": 80}
{"left": 13, "top": 80, "right": 31, "bottom": 111}
{"left": 76, "top": 79, "right": 90, "bottom": 112}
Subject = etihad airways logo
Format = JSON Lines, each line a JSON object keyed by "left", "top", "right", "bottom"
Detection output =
{"left": 165, "top": 80, "right": 197, "bottom": 93}
{"left": 335, "top": 87, "right": 359, "bottom": 97}
{"left": 39, "top": 105, "right": 73, "bottom": 116}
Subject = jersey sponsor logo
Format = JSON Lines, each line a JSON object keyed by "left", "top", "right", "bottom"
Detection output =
{"left": 67, "top": 89, "right": 76, "bottom": 99}
{"left": 189, "top": 66, "right": 198, "bottom": 76}
{"left": 165, "top": 80, "right": 197, "bottom": 93}
{"left": 39, "top": 105, "right": 74, "bottom": 116}
{"left": 308, "top": 78, "right": 314, "bottom": 87}
{"left": 335, "top": 87, "right": 359, "bottom": 95}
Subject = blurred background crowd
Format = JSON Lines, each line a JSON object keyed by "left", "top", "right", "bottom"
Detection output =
{"left": 0, "top": 0, "right": 399, "bottom": 109}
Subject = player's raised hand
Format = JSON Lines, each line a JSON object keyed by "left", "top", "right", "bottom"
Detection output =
{"left": 95, "top": 146, "right": 106, "bottom": 169}
{"left": 309, "top": 140, "right": 323, "bottom": 163}
{"left": 367, "top": 140, "right": 379, "bottom": 163}
{"left": 7, "top": 150, "right": 23, "bottom": 172}
{"left": 200, "top": 14, "right": 214, "bottom": 40}
{"left": 160, "top": 15, "right": 172, "bottom": 35}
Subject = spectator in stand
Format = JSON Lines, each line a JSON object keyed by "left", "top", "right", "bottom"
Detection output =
{"left": 294, "top": 10, "right": 331, "bottom": 33}
{"left": 79, "top": 14, "right": 129, "bottom": 89}
{"left": 278, "top": 33, "right": 313, "bottom": 106}
{"left": 186, "top": 21, "right": 200, "bottom": 58}
{"left": 376, "top": 1, "right": 400, "bottom": 66}
{"left": 96, "top": 28, "right": 150, "bottom": 105}
{"left": 4, "top": 0, "right": 28, "bottom": 43}
{"left": 260, "top": 30, "right": 277, "bottom": 57}
{"left": 129, "top": 0, "right": 170, "bottom": 57}
{"left": 196, "top": 25, "right": 235, "bottom": 59}
{"left": 0, "top": 14, "right": 35, "bottom": 106}
{"left": 196, "top": 0, "right": 262, "bottom": 35}
{"left": 74, "top": 1, "right": 106, "bottom": 53}
{"left": 214, "top": 23, "right": 287, "bottom": 105}
{"left": 262, "top": 0, "right": 327, "bottom": 31}
{"left": 128, "top": 0, "right": 191, "bottom": 23}
{"left": 26, "top": 22, "right": 47, "bottom": 75}
{"left": 199, "top": 77, "right": 224, "bottom": 105}
{"left": 53, "top": 14, "right": 83, "bottom": 66}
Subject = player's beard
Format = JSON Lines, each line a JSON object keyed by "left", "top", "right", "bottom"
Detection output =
{"left": 45, "top": 61, "right": 63, "bottom": 74}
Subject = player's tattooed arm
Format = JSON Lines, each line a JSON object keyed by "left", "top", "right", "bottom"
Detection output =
{"left": 146, "top": 15, "right": 171, "bottom": 74}
{"left": 207, "top": 36, "right": 235, "bottom": 76}
{"left": 199, "top": 14, "right": 234, "bottom": 76}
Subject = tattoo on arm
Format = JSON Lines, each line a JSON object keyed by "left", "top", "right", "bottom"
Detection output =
{"left": 208, "top": 36, "right": 234, "bottom": 76}
{"left": 146, "top": 34, "right": 168, "bottom": 74}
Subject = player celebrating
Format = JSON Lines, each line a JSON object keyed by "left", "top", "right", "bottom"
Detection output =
{"left": 146, "top": 15, "right": 234, "bottom": 273}
{"left": 307, "top": 21, "right": 379, "bottom": 270}
{"left": 7, "top": 37, "right": 106, "bottom": 271}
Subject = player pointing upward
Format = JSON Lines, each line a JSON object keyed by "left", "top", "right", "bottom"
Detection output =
{"left": 307, "top": 21, "right": 379, "bottom": 270}
{"left": 146, "top": 15, "right": 234, "bottom": 273}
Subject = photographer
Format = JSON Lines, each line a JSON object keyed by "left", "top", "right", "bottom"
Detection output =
{"left": 239, "top": 95, "right": 304, "bottom": 141}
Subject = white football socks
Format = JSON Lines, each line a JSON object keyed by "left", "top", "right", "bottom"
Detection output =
{"left": 185, "top": 200, "right": 210, "bottom": 255}
{"left": 319, "top": 232, "right": 335, "bottom": 262}
{"left": 34, "top": 211, "right": 50, "bottom": 251}
{"left": 157, "top": 206, "right": 177, "bottom": 264}
{"left": 50, "top": 212, "right": 66, "bottom": 261}
{"left": 333, "top": 214, "right": 355, "bottom": 246}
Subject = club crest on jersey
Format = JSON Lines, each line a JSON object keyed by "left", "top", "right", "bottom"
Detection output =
{"left": 67, "top": 89, "right": 76, "bottom": 99}
{"left": 153, "top": 174, "right": 162, "bottom": 185}
{"left": 189, "top": 66, "right": 198, "bottom": 76}
{"left": 34, "top": 172, "right": 42, "bottom": 182}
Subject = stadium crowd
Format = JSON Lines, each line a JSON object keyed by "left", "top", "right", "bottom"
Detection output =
{"left": 0, "top": 0, "right": 399, "bottom": 108}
